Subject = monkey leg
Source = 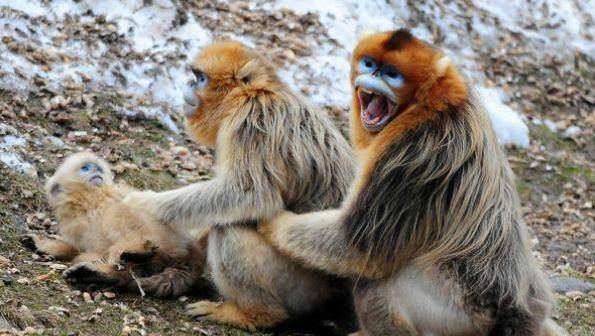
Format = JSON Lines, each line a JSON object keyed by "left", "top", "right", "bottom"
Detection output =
{"left": 62, "top": 262, "right": 124, "bottom": 287}
{"left": 21, "top": 234, "right": 78, "bottom": 261}
{"left": 134, "top": 236, "right": 209, "bottom": 297}
{"left": 201, "top": 226, "right": 333, "bottom": 330}
{"left": 132, "top": 267, "right": 199, "bottom": 298}
{"left": 185, "top": 300, "right": 287, "bottom": 332}
{"left": 107, "top": 240, "right": 158, "bottom": 265}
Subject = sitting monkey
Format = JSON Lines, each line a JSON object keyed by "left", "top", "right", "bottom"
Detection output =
{"left": 123, "top": 41, "right": 356, "bottom": 330}
{"left": 23, "top": 152, "right": 204, "bottom": 295}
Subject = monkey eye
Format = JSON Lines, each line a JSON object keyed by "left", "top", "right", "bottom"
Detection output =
{"left": 358, "top": 57, "right": 377, "bottom": 74}
{"left": 381, "top": 66, "right": 404, "bottom": 88}
{"left": 80, "top": 163, "right": 103, "bottom": 174}
{"left": 190, "top": 69, "right": 209, "bottom": 89}
{"left": 80, "top": 163, "right": 92, "bottom": 172}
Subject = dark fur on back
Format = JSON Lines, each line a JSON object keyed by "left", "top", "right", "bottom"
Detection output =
{"left": 343, "top": 90, "right": 551, "bottom": 332}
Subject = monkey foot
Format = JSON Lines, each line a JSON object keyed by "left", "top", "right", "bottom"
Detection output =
{"left": 63, "top": 262, "right": 119, "bottom": 286}
{"left": 185, "top": 300, "right": 222, "bottom": 318}
{"left": 185, "top": 301, "right": 285, "bottom": 331}
{"left": 119, "top": 250, "right": 156, "bottom": 264}
{"left": 20, "top": 234, "right": 38, "bottom": 252}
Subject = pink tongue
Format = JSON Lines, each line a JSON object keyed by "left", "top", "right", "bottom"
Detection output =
{"left": 365, "top": 96, "right": 385, "bottom": 122}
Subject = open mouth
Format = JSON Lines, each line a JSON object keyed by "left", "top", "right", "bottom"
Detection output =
{"left": 357, "top": 88, "right": 399, "bottom": 132}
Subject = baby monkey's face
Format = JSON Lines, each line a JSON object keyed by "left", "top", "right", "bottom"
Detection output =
{"left": 45, "top": 152, "right": 113, "bottom": 205}
{"left": 78, "top": 161, "right": 106, "bottom": 187}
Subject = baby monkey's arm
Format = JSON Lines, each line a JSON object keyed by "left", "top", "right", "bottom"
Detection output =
{"left": 22, "top": 234, "right": 79, "bottom": 261}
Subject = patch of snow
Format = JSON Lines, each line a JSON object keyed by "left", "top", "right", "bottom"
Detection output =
{"left": 0, "top": 151, "right": 35, "bottom": 175}
{"left": 544, "top": 120, "right": 558, "bottom": 133}
{"left": 48, "top": 136, "right": 65, "bottom": 148}
{"left": 477, "top": 87, "right": 529, "bottom": 148}
{"left": 1, "top": 0, "right": 592, "bottom": 150}
{"left": 563, "top": 126, "right": 581, "bottom": 138}
{"left": 0, "top": 0, "right": 211, "bottom": 129}
{"left": 0, "top": 135, "right": 27, "bottom": 149}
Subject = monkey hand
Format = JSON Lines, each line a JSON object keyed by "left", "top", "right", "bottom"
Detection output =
{"left": 258, "top": 210, "right": 295, "bottom": 242}
{"left": 122, "top": 190, "right": 162, "bottom": 218}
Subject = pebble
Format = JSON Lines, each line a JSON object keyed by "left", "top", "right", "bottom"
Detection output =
{"left": 549, "top": 276, "right": 595, "bottom": 294}
{"left": 50, "top": 263, "right": 68, "bottom": 270}
{"left": 83, "top": 292, "right": 92, "bottom": 302}
{"left": 16, "top": 277, "right": 30, "bottom": 284}
{"left": 103, "top": 291, "right": 116, "bottom": 299}
{"left": 565, "top": 291, "right": 584, "bottom": 300}
{"left": 0, "top": 255, "right": 11, "bottom": 268}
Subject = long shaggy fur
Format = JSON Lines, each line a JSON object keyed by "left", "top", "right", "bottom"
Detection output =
{"left": 344, "top": 90, "right": 551, "bottom": 329}
{"left": 259, "top": 30, "right": 558, "bottom": 335}
{"left": 33, "top": 152, "right": 201, "bottom": 297}
{"left": 127, "top": 41, "right": 356, "bottom": 329}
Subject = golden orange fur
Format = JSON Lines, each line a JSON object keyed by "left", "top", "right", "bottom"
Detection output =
{"left": 261, "top": 29, "right": 559, "bottom": 335}
{"left": 124, "top": 41, "right": 355, "bottom": 330}
{"left": 24, "top": 152, "right": 203, "bottom": 296}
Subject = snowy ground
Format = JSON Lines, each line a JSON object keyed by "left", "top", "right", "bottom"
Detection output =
{"left": 0, "top": 0, "right": 593, "bottom": 170}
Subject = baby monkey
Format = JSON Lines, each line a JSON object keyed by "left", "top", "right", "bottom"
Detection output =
{"left": 23, "top": 152, "right": 203, "bottom": 296}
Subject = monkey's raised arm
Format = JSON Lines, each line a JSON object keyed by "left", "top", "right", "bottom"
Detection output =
{"left": 144, "top": 174, "right": 284, "bottom": 228}
{"left": 125, "top": 99, "right": 290, "bottom": 229}
{"left": 259, "top": 210, "right": 388, "bottom": 279}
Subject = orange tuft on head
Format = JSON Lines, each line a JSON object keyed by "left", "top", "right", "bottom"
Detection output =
{"left": 183, "top": 41, "right": 281, "bottom": 147}
{"left": 349, "top": 29, "right": 468, "bottom": 152}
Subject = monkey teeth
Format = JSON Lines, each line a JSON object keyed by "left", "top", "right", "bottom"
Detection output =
{"left": 358, "top": 89, "right": 398, "bottom": 132}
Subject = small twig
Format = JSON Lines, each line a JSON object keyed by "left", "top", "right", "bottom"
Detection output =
{"left": 129, "top": 269, "right": 145, "bottom": 297}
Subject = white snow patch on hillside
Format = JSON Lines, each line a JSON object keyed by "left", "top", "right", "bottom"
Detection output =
{"left": 0, "top": 124, "right": 35, "bottom": 175}
{"left": 0, "top": 0, "right": 210, "bottom": 130}
{"left": 1, "top": 0, "right": 592, "bottom": 149}
{"left": 271, "top": 0, "right": 595, "bottom": 147}
{"left": 0, "top": 152, "right": 35, "bottom": 175}
{"left": 477, "top": 87, "right": 530, "bottom": 148}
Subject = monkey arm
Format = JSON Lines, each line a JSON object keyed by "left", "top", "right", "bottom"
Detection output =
{"left": 127, "top": 175, "right": 284, "bottom": 229}
{"left": 259, "top": 210, "right": 388, "bottom": 279}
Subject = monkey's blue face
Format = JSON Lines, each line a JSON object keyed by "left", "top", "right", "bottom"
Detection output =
{"left": 183, "top": 68, "right": 210, "bottom": 117}
{"left": 79, "top": 162, "right": 105, "bottom": 186}
{"left": 354, "top": 56, "right": 404, "bottom": 132}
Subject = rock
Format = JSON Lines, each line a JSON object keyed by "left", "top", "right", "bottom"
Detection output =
{"left": 16, "top": 277, "right": 30, "bottom": 284}
{"left": 50, "top": 263, "right": 68, "bottom": 270}
{"left": 0, "top": 255, "right": 10, "bottom": 268}
{"left": 562, "top": 126, "right": 581, "bottom": 138}
{"left": 564, "top": 291, "right": 584, "bottom": 300}
{"left": 103, "top": 291, "right": 116, "bottom": 299}
{"left": 549, "top": 276, "right": 595, "bottom": 294}
{"left": 171, "top": 146, "right": 189, "bottom": 156}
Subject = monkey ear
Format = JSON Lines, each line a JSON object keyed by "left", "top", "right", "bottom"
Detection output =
{"left": 50, "top": 183, "right": 62, "bottom": 197}
{"left": 435, "top": 56, "right": 451, "bottom": 77}
{"left": 237, "top": 59, "right": 259, "bottom": 84}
